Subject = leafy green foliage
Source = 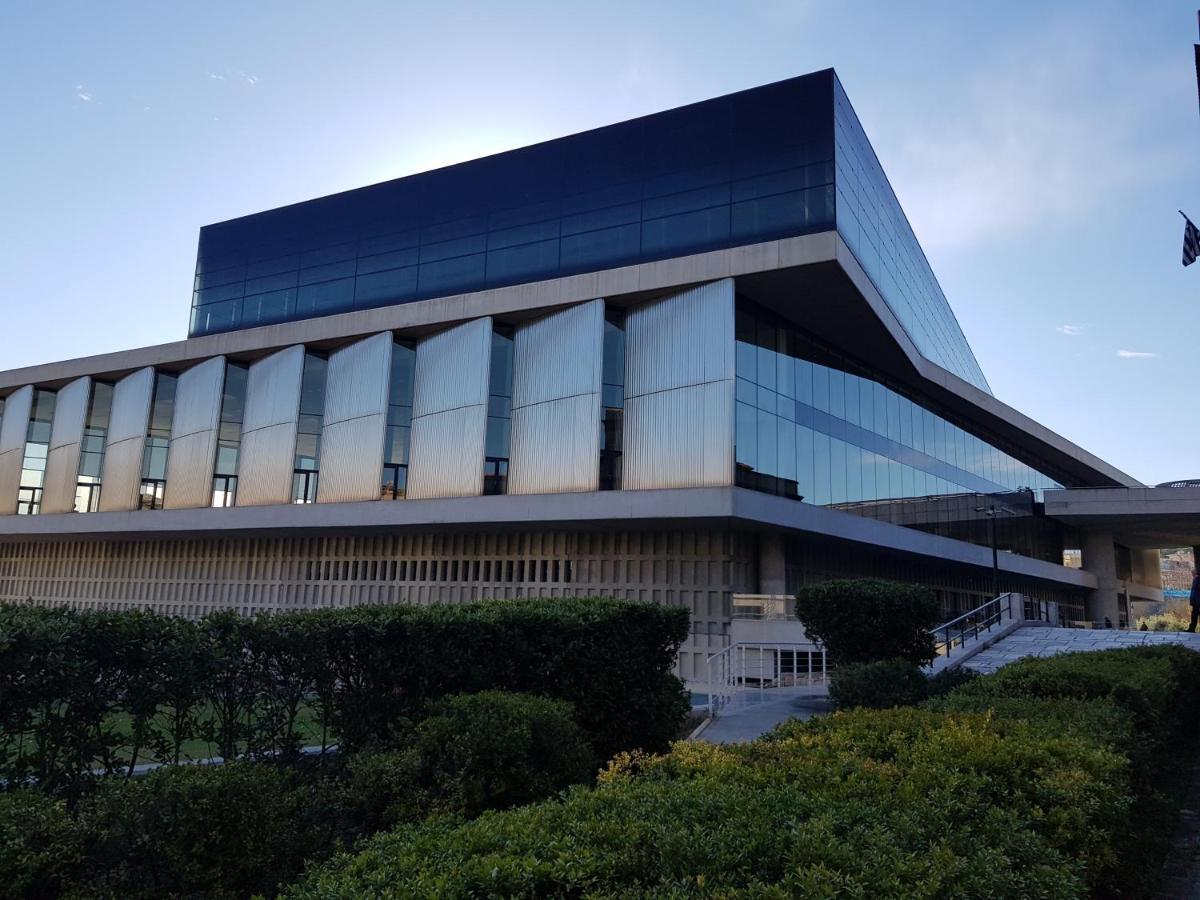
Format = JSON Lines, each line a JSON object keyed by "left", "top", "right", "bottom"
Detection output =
{"left": 793, "top": 578, "right": 940, "bottom": 665}
{"left": 0, "top": 597, "right": 688, "bottom": 793}
{"left": 828, "top": 658, "right": 928, "bottom": 708}
{"left": 288, "top": 646, "right": 1200, "bottom": 899}
{"left": 0, "top": 691, "right": 596, "bottom": 900}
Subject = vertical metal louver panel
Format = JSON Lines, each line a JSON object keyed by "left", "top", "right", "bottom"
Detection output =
{"left": 623, "top": 379, "right": 735, "bottom": 489}
{"left": 41, "top": 376, "right": 92, "bottom": 515}
{"left": 0, "top": 386, "right": 34, "bottom": 516}
{"left": 407, "top": 318, "right": 492, "bottom": 499}
{"left": 98, "top": 367, "right": 155, "bottom": 512}
{"left": 623, "top": 278, "right": 736, "bottom": 490}
{"left": 508, "top": 300, "right": 604, "bottom": 495}
{"left": 236, "top": 345, "right": 305, "bottom": 507}
{"left": 164, "top": 356, "right": 226, "bottom": 510}
{"left": 317, "top": 332, "right": 392, "bottom": 504}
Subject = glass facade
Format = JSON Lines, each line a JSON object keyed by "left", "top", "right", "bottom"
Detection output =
{"left": 75, "top": 381, "right": 113, "bottom": 513}
{"left": 292, "top": 352, "right": 327, "bottom": 504}
{"left": 17, "top": 389, "right": 56, "bottom": 515}
{"left": 139, "top": 373, "right": 177, "bottom": 511}
{"left": 484, "top": 328, "right": 514, "bottom": 495}
{"left": 381, "top": 341, "right": 416, "bottom": 499}
{"left": 212, "top": 363, "right": 248, "bottom": 507}
{"left": 735, "top": 300, "right": 1066, "bottom": 563}
{"left": 191, "top": 74, "right": 836, "bottom": 339}
{"left": 832, "top": 79, "right": 989, "bottom": 392}
{"left": 599, "top": 310, "right": 625, "bottom": 491}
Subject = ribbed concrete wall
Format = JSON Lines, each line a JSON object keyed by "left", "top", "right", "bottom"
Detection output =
{"left": 407, "top": 319, "right": 492, "bottom": 499}
{"left": 164, "top": 357, "right": 226, "bottom": 510}
{"left": 0, "top": 386, "right": 34, "bottom": 516}
{"left": 98, "top": 368, "right": 155, "bottom": 513}
{"left": 623, "top": 279, "right": 735, "bottom": 489}
{"left": 509, "top": 300, "right": 603, "bottom": 495}
{"left": 317, "top": 333, "right": 392, "bottom": 504}
{"left": 237, "top": 346, "right": 305, "bottom": 507}
{"left": 41, "top": 377, "right": 92, "bottom": 515}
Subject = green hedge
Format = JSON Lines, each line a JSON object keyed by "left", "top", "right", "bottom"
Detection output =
{"left": 0, "top": 690, "right": 595, "bottom": 900}
{"left": 289, "top": 645, "right": 1200, "bottom": 898}
{"left": 829, "top": 659, "right": 977, "bottom": 709}
{"left": 0, "top": 598, "right": 689, "bottom": 791}
{"left": 793, "top": 578, "right": 940, "bottom": 665}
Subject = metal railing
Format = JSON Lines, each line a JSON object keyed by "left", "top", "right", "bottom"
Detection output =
{"left": 931, "top": 593, "right": 1018, "bottom": 659}
{"left": 705, "top": 641, "right": 829, "bottom": 716}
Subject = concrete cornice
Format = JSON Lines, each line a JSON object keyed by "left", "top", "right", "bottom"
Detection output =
{"left": 0, "top": 486, "right": 1096, "bottom": 590}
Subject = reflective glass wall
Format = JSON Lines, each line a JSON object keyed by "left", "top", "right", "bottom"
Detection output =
{"left": 17, "top": 390, "right": 56, "bottom": 515}
{"left": 76, "top": 381, "right": 113, "bottom": 513}
{"left": 735, "top": 300, "right": 1067, "bottom": 563}
{"left": 292, "top": 352, "right": 328, "bottom": 504}
{"left": 381, "top": 341, "right": 416, "bottom": 499}
{"left": 484, "top": 328, "right": 514, "bottom": 495}
{"left": 139, "top": 374, "right": 177, "bottom": 511}
{"left": 599, "top": 310, "right": 625, "bottom": 491}
{"left": 833, "top": 78, "right": 989, "bottom": 392}
{"left": 212, "top": 363, "right": 248, "bottom": 507}
{"left": 192, "top": 73, "right": 836, "bottom": 337}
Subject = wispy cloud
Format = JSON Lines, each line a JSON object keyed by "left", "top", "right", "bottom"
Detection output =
{"left": 206, "top": 71, "right": 225, "bottom": 81}
{"left": 238, "top": 71, "right": 258, "bottom": 85}
{"left": 878, "top": 29, "right": 1182, "bottom": 253}
{"left": 1116, "top": 349, "right": 1158, "bottom": 359}
{"left": 1056, "top": 324, "right": 1084, "bottom": 336}
{"left": 75, "top": 84, "right": 93, "bottom": 102}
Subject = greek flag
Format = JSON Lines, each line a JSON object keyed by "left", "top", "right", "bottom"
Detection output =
{"left": 1183, "top": 211, "right": 1200, "bottom": 267}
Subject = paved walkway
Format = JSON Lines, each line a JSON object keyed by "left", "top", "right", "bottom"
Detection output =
{"left": 697, "top": 692, "right": 832, "bottom": 744}
{"left": 964, "top": 627, "right": 1200, "bottom": 674}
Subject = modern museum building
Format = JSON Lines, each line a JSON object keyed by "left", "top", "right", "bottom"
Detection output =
{"left": 0, "top": 70, "right": 1165, "bottom": 682}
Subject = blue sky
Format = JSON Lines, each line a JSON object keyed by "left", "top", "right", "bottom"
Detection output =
{"left": 0, "top": 1, "right": 1197, "bottom": 485}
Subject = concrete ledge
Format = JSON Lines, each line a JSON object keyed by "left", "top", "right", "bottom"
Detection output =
{"left": 0, "top": 486, "right": 1095, "bottom": 590}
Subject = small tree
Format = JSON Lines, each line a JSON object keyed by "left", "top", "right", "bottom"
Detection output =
{"left": 794, "top": 579, "right": 939, "bottom": 666}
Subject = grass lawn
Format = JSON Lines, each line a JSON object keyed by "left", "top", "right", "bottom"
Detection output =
{"left": 4, "top": 702, "right": 333, "bottom": 772}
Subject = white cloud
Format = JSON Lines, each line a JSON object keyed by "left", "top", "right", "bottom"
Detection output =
{"left": 239, "top": 72, "right": 258, "bottom": 85}
{"left": 207, "top": 72, "right": 225, "bottom": 81}
{"left": 1116, "top": 349, "right": 1158, "bottom": 359}
{"left": 75, "top": 84, "right": 92, "bottom": 101}
{"left": 1056, "top": 324, "right": 1083, "bottom": 336}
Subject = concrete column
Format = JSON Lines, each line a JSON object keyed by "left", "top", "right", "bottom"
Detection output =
{"left": 1137, "top": 549, "right": 1163, "bottom": 592}
{"left": 758, "top": 532, "right": 787, "bottom": 595}
{"left": 1081, "top": 529, "right": 1120, "bottom": 624}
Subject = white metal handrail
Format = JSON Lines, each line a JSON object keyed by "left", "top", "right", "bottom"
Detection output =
{"left": 705, "top": 640, "right": 829, "bottom": 716}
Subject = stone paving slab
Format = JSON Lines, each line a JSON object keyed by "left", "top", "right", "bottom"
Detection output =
{"left": 965, "top": 627, "right": 1200, "bottom": 672}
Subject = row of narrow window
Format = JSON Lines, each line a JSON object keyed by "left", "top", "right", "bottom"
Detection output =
{"left": 302, "top": 557, "right": 575, "bottom": 584}
{"left": 6, "top": 313, "right": 628, "bottom": 516}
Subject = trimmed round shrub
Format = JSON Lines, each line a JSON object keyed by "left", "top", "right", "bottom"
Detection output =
{"left": 925, "top": 664, "right": 979, "bottom": 699}
{"left": 828, "top": 658, "right": 928, "bottom": 709}
{"left": 409, "top": 691, "right": 595, "bottom": 815}
{"left": 794, "top": 579, "right": 939, "bottom": 665}
{"left": 74, "top": 761, "right": 323, "bottom": 900}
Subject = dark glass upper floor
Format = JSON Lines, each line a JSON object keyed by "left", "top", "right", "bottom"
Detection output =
{"left": 190, "top": 69, "right": 989, "bottom": 392}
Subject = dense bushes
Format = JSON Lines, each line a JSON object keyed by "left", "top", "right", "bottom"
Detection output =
{"left": 290, "top": 645, "right": 1200, "bottom": 898}
{"left": 288, "top": 709, "right": 1126, "bottom": 898}
{"left": 793, "top": 578, "right": 940, "bottom": 665}
{"left": 0, "top": 690, "right": 595, "bottom": 899}
{"left": 0, "top": 597, "right": 688, "bottom": 792}
{"left": 828, "top": 658, "right": 930, "bottom": 708}
{"left": 829, "top": 659, "right": 977, "bottom": 709}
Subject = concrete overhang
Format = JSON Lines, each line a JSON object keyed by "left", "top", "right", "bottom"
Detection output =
{"left": 1045, "top": 486, "right": 1200, "bottom": 549}
{"left": 0, "top": 486, "right": 1095, "bottom": 592}
{"left": 0, "top": 232, "right": 1136, "bottom": 491}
